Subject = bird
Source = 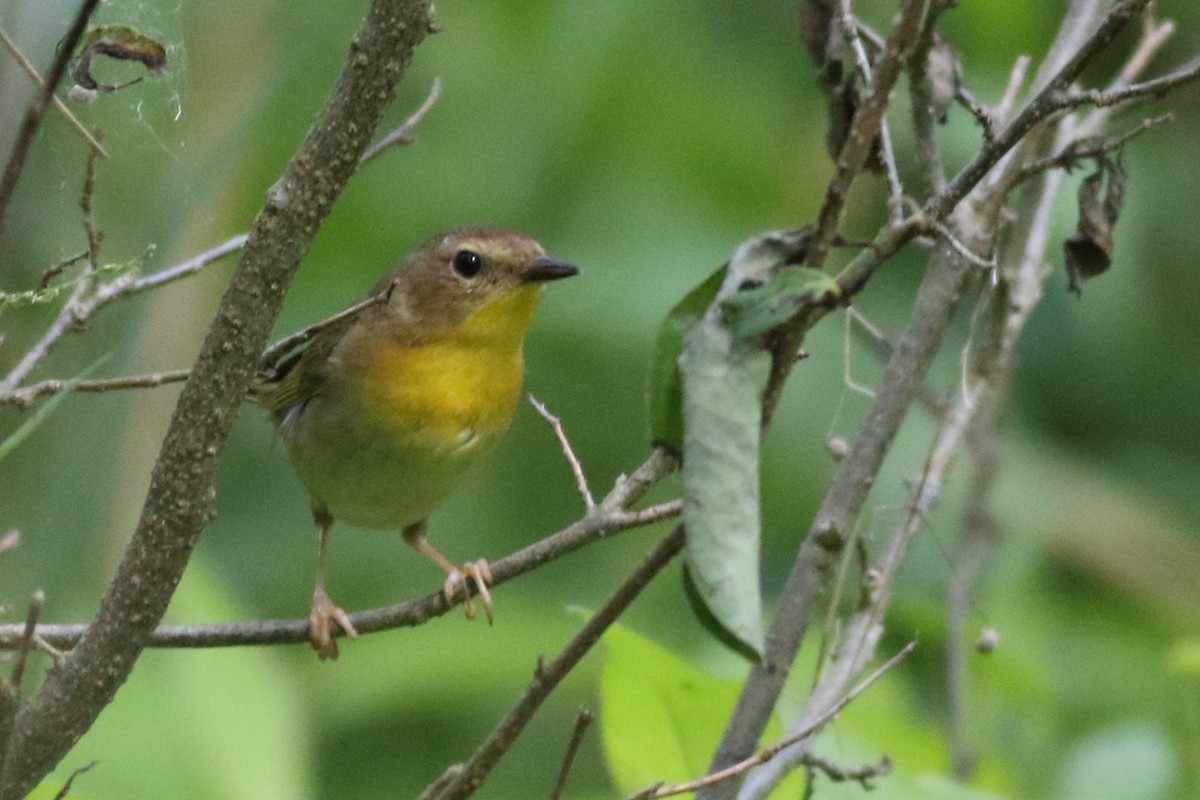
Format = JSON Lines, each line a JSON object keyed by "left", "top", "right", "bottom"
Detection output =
{"left": 249, "top": 227, "right": 578, "bottom": 658}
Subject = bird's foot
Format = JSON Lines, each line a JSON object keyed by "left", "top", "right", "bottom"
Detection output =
{"left": 442, "top": 559, "right": 494, "bottom": 623}
{"left": 309, "top": 584, "right": 358, "bottom": 660}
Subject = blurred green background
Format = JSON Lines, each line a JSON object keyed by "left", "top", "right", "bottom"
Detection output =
{"left": 1, "top": 1, "right": 1199, "bottom": 798}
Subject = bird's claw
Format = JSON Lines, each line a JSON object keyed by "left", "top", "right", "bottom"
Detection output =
{"left": 309, "top": 584, "right": 358, "bottom": 660}
{"left": 442, "top": 559, "right": 494, "bottom": 624}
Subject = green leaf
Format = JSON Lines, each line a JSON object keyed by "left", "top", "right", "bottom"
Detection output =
{"left": 682, "top": 565, "right": 760, "bottom": 662}
{"left": 647, "top": 264, "right": 726, "bottom": 454}
{"left": 598, "top": 622, "right": 803, "bottom": 797}
{"left": 719, "top": 265, "right": 839, "bottom": 339}
{"left": 679, "top": 310, "right": 770, "bottom": 660}
{"left": 676, "top": 231, "right": 814, "bottom": 660}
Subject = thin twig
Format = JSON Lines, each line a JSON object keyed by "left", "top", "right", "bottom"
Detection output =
{"left": 800, "top": 753, "right": 891, "bottom": 790}
{"left": 418, "top": 526, "right": 686, "bottom": 800}
{"left": 50, "top": 760, "right": 96, "bottom": 800}
{"left": 1008, "top": 112, "right": 1172, "bottom": 188}
{"left": 0, "top": 0, "right": 103, "bottom": 240}
{"left": 80, "top": 233, "right": 250, "bottom": 312}
{"left": 841, "top": 312, "right": 875, "bottom": 399}
{"left": 0, "top": 369, "right": 192, "bottom": 408}
{"left": 928, "top": 219, "right": 997, "bottom": 270}
{"left": 547, "top": 708, "right": 593, "bottom": 800}
{"left": 360, "top": 77, "right": 442, "bottom": 164}
{"left": 1049, "top": 56, "right": 1200, "bottom": 112}
{"left": 839, "top": 1, "right": 906, "bottom": 222}
{"left": 954, "top": 85, "right": 997, "bottom": 142}
{"left": 629, "top": 642, "right": 915, "bottom": 800}
{"left": 0, "top": 235, "right": 246, "bottom": 396}
{"left": 0, "top": 25, "right": 108, "bottom": 159}
{"left": 7, "top": 592, "right": 43, "bottom": 696}
{"left": 0, "top": 592, "right": 44, "bottom": 800}
{"left": 36, "top": 252, "right": 88, "bottom": 291}
{"left": 996, "top": 55, "right": 1032, "bottom": 122}
{"left": 529, "top": 395, "right": 595, "bottom": 510}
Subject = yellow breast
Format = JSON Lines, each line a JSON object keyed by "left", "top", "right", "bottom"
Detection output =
{"left": 356, "top": 285, "right": 542, "bottom": 448}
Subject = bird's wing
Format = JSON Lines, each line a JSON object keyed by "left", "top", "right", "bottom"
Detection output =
{"left": 247, "top": 328, "right": 342, "bottom": 419}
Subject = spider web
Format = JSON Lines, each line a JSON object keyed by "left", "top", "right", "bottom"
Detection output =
{"left": 65, "top": 0, "right": 188, "bottom": 159}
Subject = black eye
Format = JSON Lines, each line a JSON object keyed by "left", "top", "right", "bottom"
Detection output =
{"left": 452, "top": 249, "right": 483, "bottom": 279}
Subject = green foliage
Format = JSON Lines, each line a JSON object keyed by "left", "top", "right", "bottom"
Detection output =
{"left": 674, "top": 231, "right": 818, "bottom": 660}
{"left": 3, "top": 1, "right": 1200, "bottom": 799}
{"left": 718, "top": 265, "right": 838, "bottom": 339}
{"left": 599, "top": 621, "right": 804, "bottom": 797}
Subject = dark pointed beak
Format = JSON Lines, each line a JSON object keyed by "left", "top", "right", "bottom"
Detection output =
{"left": 523, "top": 255, "right": 579, "bottom": 283}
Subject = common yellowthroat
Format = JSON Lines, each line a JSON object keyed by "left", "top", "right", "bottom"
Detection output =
{"left": 250, "top": 228, "right": 578, "bottom": 658}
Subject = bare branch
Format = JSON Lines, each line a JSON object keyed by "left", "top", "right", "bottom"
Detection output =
{"left": 1050, "top": 56, "right": 1200, "bottom": 112}
{"left": 0, "top": 234, "right": 245, "bottom": 396}
{"left": 548, "top": 708, "right": 593, "bottom": 800}
{"left": 704, "top": 6, "right": 1156, "bottom": 796}
{"left": 0, "top": 369, "right": 192, "bottom": 408}
{"left": 360, "top": 76, "right": 442, "bottom": 164}
{"left": 1009, "top": 112, "right": 1173, "bottom": 188}
{"left": 801, "top": 753, "right": 892, "bottom": 790}
{"left": 0, "top": 591, "right": 43, "bottom": 797}
{"left": 529, "top": 395, "right": 595, "bottom": 511}
{"left": 810, "top": 0, "right": 928, "bottom": 271}
{"left": 838, "top": 1, "right": 906, "bottom": 221}
{"left": 7, "top": 592, "right": 44, "bottom": 694}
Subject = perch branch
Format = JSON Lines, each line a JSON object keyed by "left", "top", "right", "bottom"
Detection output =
{"left": 0, "top": 449, "right": 679, "bottom": 651}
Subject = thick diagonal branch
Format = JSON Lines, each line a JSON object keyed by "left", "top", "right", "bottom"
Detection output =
{"left": 0, "top": 3, "right": 432, "bottom": 796}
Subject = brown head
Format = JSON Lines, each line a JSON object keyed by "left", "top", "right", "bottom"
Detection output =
{"left": 370, "top": 227, "right": 579, "bottom": 344}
